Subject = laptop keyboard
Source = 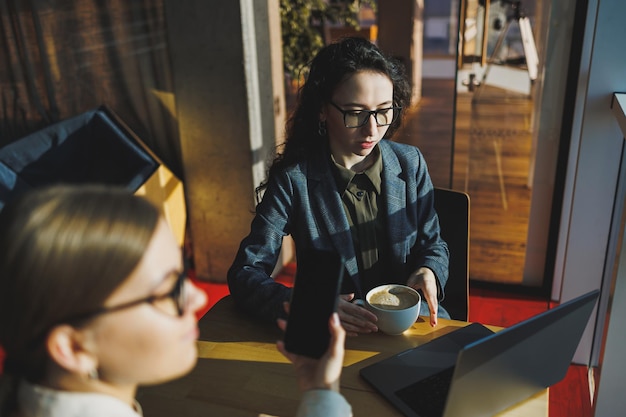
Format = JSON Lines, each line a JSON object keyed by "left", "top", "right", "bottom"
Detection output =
{"left": 394, "top": 366, "right": 455, "bottom": 417}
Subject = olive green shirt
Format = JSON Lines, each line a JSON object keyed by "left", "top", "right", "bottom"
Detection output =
{"left": 332, "top": 146, "right": 390, "bottom": 291}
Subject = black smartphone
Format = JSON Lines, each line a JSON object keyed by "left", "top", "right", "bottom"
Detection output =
{"left": 283, "top": 248, "right": 345, "bottom": 359}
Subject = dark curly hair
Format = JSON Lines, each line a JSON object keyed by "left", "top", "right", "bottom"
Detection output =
{"left": 257, "top": 37, "right": 411, "bottom": 200}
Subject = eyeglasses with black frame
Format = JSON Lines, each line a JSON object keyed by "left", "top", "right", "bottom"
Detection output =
{"left": 329, "top": 101, "right": 401, "bottom": 128}
{"left": 64, "top": 269, "right": 189, "bottom": 324}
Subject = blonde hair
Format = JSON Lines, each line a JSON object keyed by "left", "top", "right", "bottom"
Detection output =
{"left": 0, "top": 184, "right": 160, "bottom": 387}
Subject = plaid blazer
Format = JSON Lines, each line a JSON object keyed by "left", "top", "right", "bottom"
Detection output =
{"left": 227, "top": 139, "right": 449, "bottom": 323}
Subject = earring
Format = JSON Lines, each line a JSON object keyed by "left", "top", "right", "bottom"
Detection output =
{"left": 88, "top": 368, "right": 99, "bottom": 380}
{"left": 318, "top": 120, "right": 327, "bottom": 137}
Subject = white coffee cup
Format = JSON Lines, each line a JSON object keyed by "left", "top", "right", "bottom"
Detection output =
{"left": 365, "top": 284, "right": 421, "bottom": 335}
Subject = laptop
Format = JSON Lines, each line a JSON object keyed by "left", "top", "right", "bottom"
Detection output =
{"left": 360, "top": 290, "right": 600, "bottom": 417}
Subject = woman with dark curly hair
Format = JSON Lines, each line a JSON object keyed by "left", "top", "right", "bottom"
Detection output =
{"left": 228, "top": 37, "right": 449, "bottom": 335}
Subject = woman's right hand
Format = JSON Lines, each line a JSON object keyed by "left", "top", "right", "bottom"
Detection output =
{"left": 337, "top": 294, "right": 379, "bottom": 337}
{"left": 277, "top": 312, "right": 346, "bottom": 392}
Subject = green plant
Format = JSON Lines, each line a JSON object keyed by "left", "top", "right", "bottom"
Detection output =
{"left": 280, "top": 0, "right": 376, "bottom": 79}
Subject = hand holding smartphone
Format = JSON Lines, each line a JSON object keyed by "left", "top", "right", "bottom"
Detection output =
{"left": 283, "top": 249, "right": 345, "bottom": 359}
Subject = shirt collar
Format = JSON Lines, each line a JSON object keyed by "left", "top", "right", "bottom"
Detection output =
{"left": 331, "top": 145, "right": 383, "bottom": 194}
{"left": 18, "top": 380, "right": 143, "bottom": 417}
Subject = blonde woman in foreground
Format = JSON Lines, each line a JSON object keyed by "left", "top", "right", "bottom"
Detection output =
{"left": 0, "top": 185, "right": 351, "bottom": 417}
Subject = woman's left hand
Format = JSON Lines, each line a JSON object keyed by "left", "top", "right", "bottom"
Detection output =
{"left": 407, "top": 267, "right": 439, "bottom": 327}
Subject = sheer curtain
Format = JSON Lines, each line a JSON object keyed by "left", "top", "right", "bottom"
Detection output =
{"left": 0, "top": 0, "right": 183, "bottom": 178}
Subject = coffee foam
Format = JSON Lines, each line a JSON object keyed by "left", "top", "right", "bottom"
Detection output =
{"left": 369, "top": 288, "right": 416, "bottom": 310}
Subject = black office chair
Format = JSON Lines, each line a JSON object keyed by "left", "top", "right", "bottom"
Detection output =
{"left": 434, "top": 187, "right": 470, "bottom": 321}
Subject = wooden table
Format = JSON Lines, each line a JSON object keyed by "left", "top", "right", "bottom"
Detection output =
{"left": 138, "top": 296, "right": 547, "bottom": 416}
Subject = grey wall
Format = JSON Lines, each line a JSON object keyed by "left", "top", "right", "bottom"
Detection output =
{"left": 164, "top": 0, "right": 281, "bottom": 281}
